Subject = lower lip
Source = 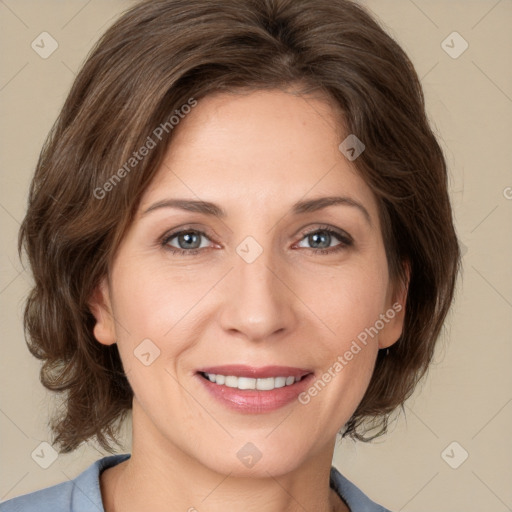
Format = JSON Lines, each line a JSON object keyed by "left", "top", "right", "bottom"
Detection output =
{"left": 196, "top": 373, "right": 315, "bottom": 413}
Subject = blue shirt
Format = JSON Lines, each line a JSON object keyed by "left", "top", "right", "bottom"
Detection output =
{"left": 0, "top": 453, "right": 391, "bottom": 511}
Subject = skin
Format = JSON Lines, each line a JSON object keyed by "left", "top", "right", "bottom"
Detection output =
{"left": 90, "top": 88, "right": 408, "bottom": 512}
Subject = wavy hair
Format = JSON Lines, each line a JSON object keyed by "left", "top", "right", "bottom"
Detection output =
{"left": 18, "top": 0, "right": 461, "bottom": 453}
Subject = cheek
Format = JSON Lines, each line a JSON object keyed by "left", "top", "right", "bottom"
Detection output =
{"left": 109, "top": 262, "right": 205, "bottom": 381}
{"left": 305, "top": 256, "right": 390, "bottom": 345}
{"left": 112, "top": 261, "right": 206, "bottom": 336}
{"left": 296, "top": 258, "right": 388, "bottom": 414}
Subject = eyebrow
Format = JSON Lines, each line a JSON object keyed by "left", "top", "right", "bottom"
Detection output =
{"left": 142, "top": 195, "right": 372, "bottom": 226}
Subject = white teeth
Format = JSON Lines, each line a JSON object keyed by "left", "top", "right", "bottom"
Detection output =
{"left": 203, "top": 373, "right": 302, "bottom": 391}
{"left": 237, "top": 377, "right": 256, "bottom": 390}
{"left": 274, "top": 377, "right": 286, "bottom": 388}
{"left": 225, "top": 376, "right": 238, "bottom": 388}
{"left": 256, "top": 377, "right": 274, "bottom": 391}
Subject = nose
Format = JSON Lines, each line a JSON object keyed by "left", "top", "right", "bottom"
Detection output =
{"left": 217, "top": 244, "right": 298, "bottom": 343}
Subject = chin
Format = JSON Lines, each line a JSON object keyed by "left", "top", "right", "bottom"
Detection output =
{"left": 188, "top": 434, "right": 315, "bottom": 478}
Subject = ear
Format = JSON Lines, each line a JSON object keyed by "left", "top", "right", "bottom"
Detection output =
{"left": 378, "top": 261, "right": 410, "bottom": 350}
{"left": 88, "top": 277, "right": 116, "bottom": 346}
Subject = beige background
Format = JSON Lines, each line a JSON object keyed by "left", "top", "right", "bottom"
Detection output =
{"left": 1, "top": 1, "right": 511, "bottom": 511}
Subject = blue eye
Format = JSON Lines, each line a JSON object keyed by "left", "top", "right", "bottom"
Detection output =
{"left": 296, "top": 227, "right": 352, "bottom": 253}
{"left": 161, "top": 225, "right": 352, "bottom": 256}
{"left": 163, "top": 230, "right": 210, "bottom": 255}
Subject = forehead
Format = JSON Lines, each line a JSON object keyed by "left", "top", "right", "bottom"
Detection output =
{"left": 139, "top": 89, "right": 379, "bottom": 221}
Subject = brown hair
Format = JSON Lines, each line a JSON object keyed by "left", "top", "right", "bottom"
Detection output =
{"left": 19, "top": 0, "right": 461, "bottom": 453}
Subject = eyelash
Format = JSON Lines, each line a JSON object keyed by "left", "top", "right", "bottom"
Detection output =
{"left": 160, "top": 224, "right": 353, "bottom": 256}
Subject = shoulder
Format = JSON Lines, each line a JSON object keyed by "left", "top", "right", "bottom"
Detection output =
{"left": 0, "top": 453, "right": 131, "bottom": 512}
{"left": 330, "top": 466, "right": 393, "bottom": 512}
{"left": 0, "top": 479, "right": 74, "bottom": 512}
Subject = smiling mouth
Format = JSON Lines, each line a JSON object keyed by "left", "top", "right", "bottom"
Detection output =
{"left": 196, "top": 365, "right": 315, "bottom": 413}
{"left": 199, "top": 372, "right": 311, "bottom": 391}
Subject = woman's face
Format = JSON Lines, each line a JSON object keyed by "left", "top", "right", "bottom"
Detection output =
{"left": 91, "top": 88, "right": 406, "bottom": 476}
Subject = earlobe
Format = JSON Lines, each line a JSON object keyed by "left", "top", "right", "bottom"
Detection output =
{"left": 88, "top": 277, "right": 116, "bottom": 346}
{"left": 378, "top": 300, "right": 406, "bottom": 349}
{"left": 378, "top": 262, "right": 410, "bottom": 349}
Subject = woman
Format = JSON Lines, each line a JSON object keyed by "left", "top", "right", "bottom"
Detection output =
{"left": 0, "top": 0, "right": 460, "bottom": 511}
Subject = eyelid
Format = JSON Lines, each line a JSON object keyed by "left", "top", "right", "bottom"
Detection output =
{"left": 160, "top": 225, "right": 218, "bottom": 249}
{"left": 296, "top": 224, "right": 353, "bottom": 245}
{"left": 161, "top": 223, "right": 217, "bottom": 240}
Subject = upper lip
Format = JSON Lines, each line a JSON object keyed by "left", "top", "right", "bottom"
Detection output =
{"left": 197, "top": 365, "right": 313, "bottom": 379}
